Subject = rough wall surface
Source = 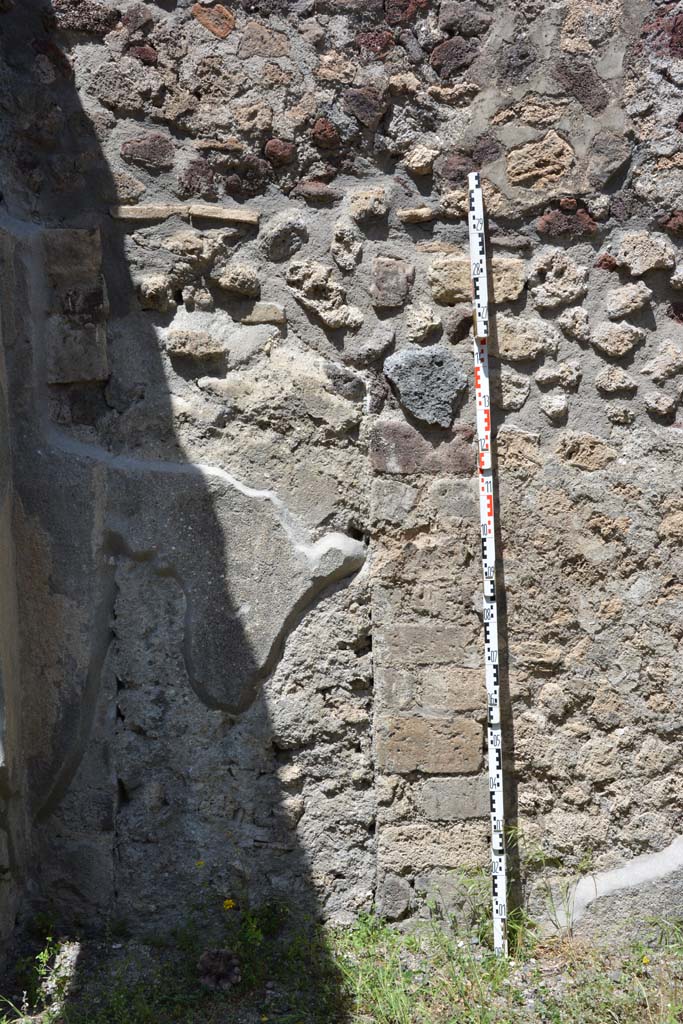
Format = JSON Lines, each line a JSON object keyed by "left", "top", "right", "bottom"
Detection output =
{"left": 0, "top": 0, "right": 682, "bottom": 939}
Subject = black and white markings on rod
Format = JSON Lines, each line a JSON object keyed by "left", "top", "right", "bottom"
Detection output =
{"left": 467, "top": 171, "right": 508, "bottom": 957}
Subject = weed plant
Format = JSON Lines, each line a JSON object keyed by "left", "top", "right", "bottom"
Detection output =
{"left": 2, "top": 893, "right": 683, "bottom": 1023}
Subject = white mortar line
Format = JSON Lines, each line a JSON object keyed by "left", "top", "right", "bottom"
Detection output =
{"left": 558, "top": 835, "right": 683, "bottom": 928}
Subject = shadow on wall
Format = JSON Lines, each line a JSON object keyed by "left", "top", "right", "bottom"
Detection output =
{"left": 0, "top": 1, "right": 361, "bottom": 1014}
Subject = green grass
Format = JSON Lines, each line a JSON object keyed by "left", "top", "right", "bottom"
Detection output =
{"left": 3, "top": 908, "right": 683, "bottom": 1024}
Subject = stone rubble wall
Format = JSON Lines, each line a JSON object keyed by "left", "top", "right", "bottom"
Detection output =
{"left": 0, "top": 0, "right": 682, "bottom": 939}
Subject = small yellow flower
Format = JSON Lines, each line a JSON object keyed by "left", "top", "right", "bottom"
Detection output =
{"left": 642, "top": 955, "right": 650, "bottom": 965}
{"left": 260, "top": 1017, "right": 269, "bottom": 1022}
{"left": 195, "top": 860, "right": 205, "bottom": 869}
{"left": 223, "top": 898, "right": 236, "bottom": 910}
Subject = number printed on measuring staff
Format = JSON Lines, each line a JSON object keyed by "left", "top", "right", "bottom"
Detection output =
{"left": 467, "top": 169, "right": 508, "bottom": 957}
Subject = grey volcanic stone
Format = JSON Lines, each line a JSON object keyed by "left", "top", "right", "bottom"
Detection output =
{"left": 371, "top": 256, "right": 414, "bottom": 309}
{"left": 383, "top": 344, "right": 467, "bottom": 427}
{"left": 260, "top": 210, "right": 309, "bottom": 263}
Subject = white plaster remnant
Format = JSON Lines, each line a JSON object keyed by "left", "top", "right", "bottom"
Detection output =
{"left": 557, "top": 835, "right": 683, "bottom": 929}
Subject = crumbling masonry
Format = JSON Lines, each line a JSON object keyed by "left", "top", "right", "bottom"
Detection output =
{"left": 0, "top": 0, "right": 682, "bottom": 944}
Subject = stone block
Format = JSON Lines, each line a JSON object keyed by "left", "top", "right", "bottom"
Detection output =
{"left": 420, "top": 665, "right": 485, "bottom": 713}
{"left": 556, "top": 432, "right": 618, "bottom": 472}
{"left": 349, "top": 187, "right": 388, "bottom": 223}
{"left": 374, "top": 537, "right": 469, "bottom": 588}
{"left": 375, "top": 873, "right": 413, "bottom": 921}
{"left": 493, "top": 315, "right": 557, "bottom": 362}
{"left": 438, "top": 1, "right": 491, "bottom": 35}
{"left": 344, "top": 87, "right": 388, "bottom": 130}
{"left": 238, "top": 21, "right": 290, "bottom": 58}
{"left": 375, "top": 713, "right": 482, "bottom": 774}
{"left": 109, "top": 204, "right": 259, "bottom": 226}
{"left": 540, "top": 393, "right": 568, "bottom": 423}
{"left": 591, "top": 322, "right": 644, "bottom": 358}
{"left": 241, "top": 302, "right": 286, "bottom": 326}
{"left": 165, "top": 329, "right": 226, "bottom": 360}
{"left": 595, "top": 366, "right": 637, "bottom": 395}
{"left": 375, "top": 665, "right": 415, "bottom": 712}
{"left": 46, "top": 318, "right": 109, "bottom": 384}
{"left": 189, "top": 204, "right": 260, "bottom": 226}
{"left": 292, "top": 180, "right": 342, "bottom": 204}
{"left": 371, "top": 478, "right": 418, "bottom": 524}
{"left": 507, "top": 131, "right": 575, "bottom": 189}
{"left": 497, "top": 367, "right": 530, "bottom": 410}
{"left": 554, "top": 57, "right": 609, "bottom": 115}
{"left": 377, "top": 821, "right": 488, "bottom": 872}
{"left": 191, "top": 3, "right": 235, "bottom": 38}
{"left": 383, "top": 344, "right": 467, "bottom": 427}
{"left": 605, "top": 281, "right": 652, "bottom": 320}
{"left": 615, "top": 231, "right": 676, "bottom": 275}
{"left": 43, "top": 227, "right": 100, "bottom": 282}
{"left": 376, "top": 622, "right": 470, "bottom": 667}
{"left": 645, "top": 392, "right": 676, "bottom": 420}
{"left": 642, "top": 342, "right": 683, "bottom": 383}
{"left": 405, "top": 305, "right": 444, "bottom": 346}
{"left": 261, "top": 211, "right": 309, "bottom": 263}
{"left": 397, "top": 206, "right": 437, "bottom": 223}
{"left": 286, "top": 260, "right": 363, "bottom": 330}
{"left": 211, "top": 263, "right": 260, "bottom": 297}
{"left": 371, "top": 256, "right": 414, "bottom": 309}
{"left": 430, "top": 36, "right": 478, "bottom": 78}
{"left": 110, "top": 203, "right": 186, "bottom": 221}
{"left": 332, "top": 218, "right": 363, "bottom": 271}
{"left": 121, "top": 132, "right": 175, "bottom": 170}
{"left": 403, "top": 142, "right": 440, "bottom": 174}
{"left": 424, "top": 477, "right": 477, "bottom": 526}
{"left": 369, "top": 419, "right": 474, "bottom": 476}
{"left": 301, "top": 382, "right": 360, "bottom": 432}
{"left": 428, "top": 253, "right": 525, "bottom": 305}
{"left": 535, "top": 361, "right": 582, "bottom": 390}
{"left": 343, "top": 325, "right": 394, "bottom": 366}
{"left": 419, "top": 775, "right": 490, "bottom": 820}
{"left": 529, "top": 250, "right": 587, "bottom": 309}
{"left": 497, "top": 427, "right": 543, "bottom": 478}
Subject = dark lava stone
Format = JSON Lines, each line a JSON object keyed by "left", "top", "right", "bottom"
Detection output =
{"left": 121, "top": 132, "right": 175, "bottom": 171}
{"left": 384, "top": 0, "right": 429, "bottom": 26}
{"left": 430, "top": 36, "right": 477, "bottom": 78}
{"left": 344, "top": 87, "right": 388, "bottom": 129}
{"left": 264, "top": 138, "right": 297, "bottom": 166}
{"left": 659, "top": 210, "right": 683, "bottom": 235}
{"left": 356, "top": 29, "right": 395, "bottom": 54}
{"left": 311, "top": 117, "right": 341, "bottom": 149}
{"left": 497, "top": 39, "right": 539, "bottom": 84}
{"left": 594, "top": 253, "right": 618, "bottom": 271}
{"left": 554, "top": 56, "right": 610, "bottom": 115}
{"left": 127, "top": 44, "right": 158, "bottom": 65}
{"left": 536, "top": 208, "right": 598, "bottom": 238}
{"left": 176, "top": 157, "right": 220, "bottom": 200}
{"left": 439, "top": 0, "right": 491, "bottom": 37}
{"left": 472, "top": 133, "right": 502, "bottom": 165}
{"left": 434, "top": 150, "right": 477, "bottom": 184}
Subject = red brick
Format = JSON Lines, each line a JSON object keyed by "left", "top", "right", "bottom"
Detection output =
{"left": 191, "top": 3, "right": 235, "bottom": 39}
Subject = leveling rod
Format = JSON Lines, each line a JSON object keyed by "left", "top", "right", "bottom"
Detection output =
{"left": 467, "top": 171, "right": 508, "bottom": 956}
